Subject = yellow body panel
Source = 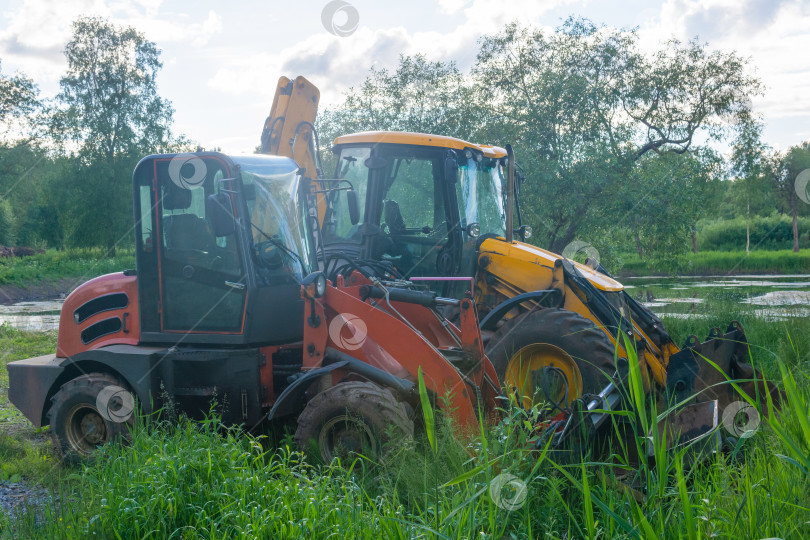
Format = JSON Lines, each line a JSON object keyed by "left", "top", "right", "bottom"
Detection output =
{"left": 263, "top": 76, "right": 320, "bottom": 172}
{"left": 478, "top": 238, "right": 624, "bottom": 292}
{"left": 333, "top": 131, "right": 507, "bottom": 159}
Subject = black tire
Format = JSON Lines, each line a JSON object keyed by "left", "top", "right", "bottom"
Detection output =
{"left": 485, "top": 309, "right": 616, "bottom": 405}
{"left": 48, "top": 373, "right": 135, "bottom": 463}
{"left": 294, "top": 381, "right": 414, "bottom": 463}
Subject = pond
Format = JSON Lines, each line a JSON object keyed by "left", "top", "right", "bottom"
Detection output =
{"left": 621, "top": 274, "right": 810, "bottom": 321}
{"left": 0, "top": 300, "right": 63, "bottom": 331}
{"left": 0, "top": 274, "right": 808, "bottom": 331}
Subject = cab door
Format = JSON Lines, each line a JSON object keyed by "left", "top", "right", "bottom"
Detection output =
{"left": 153, "top": 154, "right": 248, "bottom": 334}
{"left": 377, "top": 149, "right": 462, "bottom": 279}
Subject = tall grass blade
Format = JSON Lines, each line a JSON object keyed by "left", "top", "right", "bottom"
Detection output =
{"left": 418, "top": 366, "right": 437, "bottom": 455}
{"left": 675, "top": 452, "right": 696, "bottom": 540}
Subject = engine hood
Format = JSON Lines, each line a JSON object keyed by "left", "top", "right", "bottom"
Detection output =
{"left": 478, "top": 237, "right": 624, "bottom": 292}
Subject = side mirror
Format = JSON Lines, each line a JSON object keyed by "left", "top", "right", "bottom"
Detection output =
{"left": 205, "top": 193, "right": 236, "bottom": 237}
{"left": 444, "top": 156, "right": 459, "bottom": 183}
{"left": 346, "top": 189, "right": 360, "bottom": 225}
{"left": 516, "top": 171, "right": 525, "bottom": 195}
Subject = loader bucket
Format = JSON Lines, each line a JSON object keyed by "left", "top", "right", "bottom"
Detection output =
{"left": 647, "top": 400, "right": 720, "bottom": 465}
{"left": 664, "top": 321, "right": 782, "bottom": 415}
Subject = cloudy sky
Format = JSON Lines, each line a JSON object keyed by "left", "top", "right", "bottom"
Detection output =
{"left": 1, "top": 0, "right": 808, "bottom": 153}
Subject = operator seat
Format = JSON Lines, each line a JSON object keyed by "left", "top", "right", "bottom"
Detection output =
{"left": 163, "top": 213, "right": 216, "bottom": 252}
{"left": 384, "top": 200, "right": 407, "bottom": 234}
{"left": 380, "top": 200, "right": 413, "bottom": 269}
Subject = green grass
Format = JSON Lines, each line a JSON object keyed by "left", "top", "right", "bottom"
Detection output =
{"left": 0, "top": 325, "right": 59, "bottom": 484}
{"left": 1, "top": 305, "right": 809, "bottom": 538}
{"left": 617, "top": 249, "right": 810, "bottom": 276}
{"left": 0, "top": 248, "right": 136, "bottom": 287}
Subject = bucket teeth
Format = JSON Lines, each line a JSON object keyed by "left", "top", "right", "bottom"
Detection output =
{"left": 666, "top": 322, "right": 782, "bottom": 416}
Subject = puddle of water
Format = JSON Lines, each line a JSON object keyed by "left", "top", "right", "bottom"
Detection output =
{"left": 623, "top": 274, "right": 810, "bottom": 320}
{"left": 0, "top": 300, "right": 64, "bottom": 314}
{"left": 0, "top": 300, "right": 63, "bottom": 331}
{"left": 743, "top": 291, "right": 810, "bottom": 306}
{"left": 0, "top": 315, "right": 60, "bottom": 331}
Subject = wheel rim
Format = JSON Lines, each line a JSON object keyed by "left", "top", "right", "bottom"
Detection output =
{"left": 65, "top": 404, "right": 108, "bottom": 456}
{"left": 318, "top": 415, "right": 377, "bottom": 462}
{"left": 504, "top": 343, "right": 583, "bottom": 409}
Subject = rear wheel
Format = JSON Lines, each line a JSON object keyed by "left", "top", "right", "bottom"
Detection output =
{"left": 48, "top": 373, "right": 135, "bottom": 463}
{"left": 294, "top": 381, "right": 413, "bottom": 463}
{"left": 485, "top": 309, "right": 616, "bottom": 409}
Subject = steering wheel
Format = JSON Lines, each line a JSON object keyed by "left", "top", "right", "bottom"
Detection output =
{"left": 256, "top": 240, "right": 284, "bottom": 269}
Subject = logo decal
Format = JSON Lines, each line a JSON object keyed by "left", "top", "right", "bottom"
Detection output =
{"left": 328, "top": 312, "right": 368, "bottom": 351}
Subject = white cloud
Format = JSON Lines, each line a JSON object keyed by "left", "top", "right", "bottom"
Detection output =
{"left": 437, "top": 0, "right": 470, "bottom": 15}
{"left": 0, "top": 0, "right": 222, "bottom": 92}
{"left": 207, "top": 0, "right": 569, "bottom": 108}
{"left": 639, "top": 0, "right": 810, "bottom": 128}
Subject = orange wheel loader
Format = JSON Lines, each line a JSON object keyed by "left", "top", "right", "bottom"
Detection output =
{"left": 7, "top": 151, "right": 507, "bottom": 463}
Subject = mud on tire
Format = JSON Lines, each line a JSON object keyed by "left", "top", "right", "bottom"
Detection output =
{"left": 48, "top": 372, "right": 135, "bottom": 464}
{"left": 294, "top": 381, "right": 414, "bottom": 463}
{"left": 485, "top": 309, "right": 617, "bottom": 400}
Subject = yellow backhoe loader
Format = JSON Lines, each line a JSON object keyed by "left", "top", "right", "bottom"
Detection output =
{"left": 259, "top": 76, "right": 780, "bottom": 441}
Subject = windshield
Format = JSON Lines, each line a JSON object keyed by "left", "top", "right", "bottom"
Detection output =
{"left": 233, "top": 156, "right": 311, "bottom": 282}
{"left": 457, "top": 157, "right": 506, "bottom": 237}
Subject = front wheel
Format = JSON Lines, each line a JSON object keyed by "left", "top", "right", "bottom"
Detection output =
{"left": 48, "top": 373, "right": 136, "bottom": 463}
{"left": 294, "top": 381, "right": 414, "bottom": 463}
{"left": 485, "top": 309, "right": 616, "bottom": 409}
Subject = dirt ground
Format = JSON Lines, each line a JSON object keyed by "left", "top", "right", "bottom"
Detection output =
{"left": 0, "top": 279, "right": 78, "bottom": 305}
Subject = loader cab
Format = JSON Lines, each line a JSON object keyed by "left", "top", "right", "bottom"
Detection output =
{"left": 328, "top": 132, "right": 512, "bottom": 297}
{"left": 132, "top": 152, "right": 313, "bottom": 346}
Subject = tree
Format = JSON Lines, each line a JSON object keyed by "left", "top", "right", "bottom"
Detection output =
{"left": 52, "top": 17, "right": 174, "bottom": 254}
{"left": 730, "top": 122, "right": 771, "bottom": 254}
{"left": 0, "top": 60, "right": 39, "bottom": 141}
{"left": 317, "top": 55, "right": 477, "bottom": 148}
{"left": 320, "top": 19, "right": 761, "bottom": 262}
{"left": 1, "top": 61, "right": 45, "bottom": 247}
{"left": 615, "top": 148, "right": 721, "bottom": 267}
{"left": 771, "top": 142, "right": 810, "bottom": 252}
{"left": 473, "top": 18, "right": 761, "bottom": 255}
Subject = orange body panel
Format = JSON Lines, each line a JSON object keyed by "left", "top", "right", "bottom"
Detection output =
{"left": 56, "top": 272, "right": 140, "bottom": 358}
{"left": 302, "top": 275, "right": 500, "bottom": 428}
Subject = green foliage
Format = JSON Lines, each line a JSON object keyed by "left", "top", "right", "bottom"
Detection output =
{"left": 0, "top": 61, "right": 39, "bottom": 140}
{"left": 318, "top": 55, "right": 475, "bottom": 152}
{"left": 2, "top": 302, "right": 810, "bottom": 538}
{"left": 322, "top": 18, "right": 762, "bottom": 262}
{"left": 417, "top": 366, "right": 437, "bottom": 455}
{"left": 614, "top": 149, "right": 722, "bottom": 265}
{"left": 616, "top": 248, "right": 810, "bottom": 276}
{"left": 0, "top": 199, "right": 15, "bottom": 246}
{"left": 0, "top": 142, "right": 64, "bottom": 249}
{"left": 0, "top": 325, "right": 59, "bottom": 482}
{"left": 0, "top": 248, "right": 135, "bottom": 286}
{"left": 48, "top": 17, "right": 175, "bottom": 254}
{"left": 698, "top": 215, "right": 810, "bottom": 251}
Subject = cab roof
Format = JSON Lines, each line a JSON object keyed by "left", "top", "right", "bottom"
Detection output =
{"left": 332, "top": 131, "right": 507, "bottom": 159}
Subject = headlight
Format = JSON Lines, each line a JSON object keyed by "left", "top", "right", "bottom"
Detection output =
{"left": 315, "top": 273, "right": 327, "bottom": 297}
{"left": 303, "top": 271, "right": 327, "bottom": 298}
